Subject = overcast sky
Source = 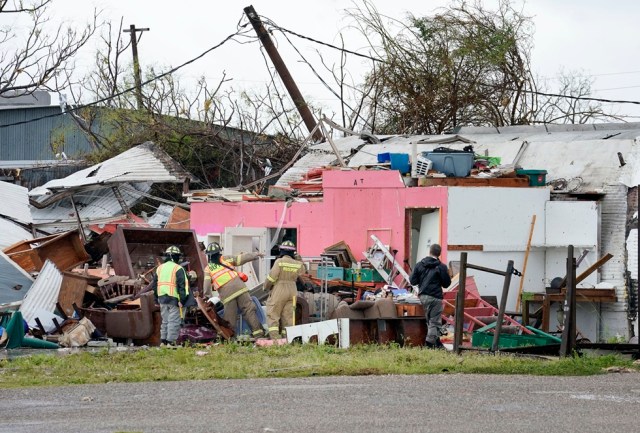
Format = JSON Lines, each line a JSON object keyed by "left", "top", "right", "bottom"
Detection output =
{"left": 8, "top": 0, "right": 640, "bottom": 119}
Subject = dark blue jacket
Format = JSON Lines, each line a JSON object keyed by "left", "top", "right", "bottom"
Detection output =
{"left": 410, "top": 256, "right": 451, "bottom": 299}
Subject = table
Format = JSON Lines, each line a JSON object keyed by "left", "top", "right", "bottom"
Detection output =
{"left": 521, "top": 288, "right": 617, "bottom": 332}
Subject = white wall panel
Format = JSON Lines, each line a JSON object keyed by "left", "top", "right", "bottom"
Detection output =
{"left": 447, "top": 187, "right": 549, "bottom": 248}
{"left": 544, "top": 200, "right": 599, "bottom": 287}
{"left": 545, "top": 201, "right": 598, "bottom": 247}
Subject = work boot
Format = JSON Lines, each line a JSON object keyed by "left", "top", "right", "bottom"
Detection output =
{"left": 425, "top": 339, "right": 445, "bottom": 349}
{"left": 160, "top": 339, "right": 168, "bottom": 346}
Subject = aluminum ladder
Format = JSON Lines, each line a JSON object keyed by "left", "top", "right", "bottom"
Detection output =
{"left": 363, "top": 234, "right": 418, "bottom": 294}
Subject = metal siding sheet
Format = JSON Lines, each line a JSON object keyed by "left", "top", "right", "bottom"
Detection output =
{"left": 0, "top": 181, "right": 32, "bottom": 223}
{"left": 0, "top": 251, "right": 34, "bottom": 304}
{"left": 18, "top": 260, "right": 63, "bottom": 324}
{"left": 599, "top": 184, "right": 628, "bottom": 313}
{"left": 627, "top": 228, "right": 638, "bottom": 281}
{"left": 0, "top": 218, "right": 33, "bottom": 250}
{"left": 0, "top": 107, "right": 95, "bottom": 161}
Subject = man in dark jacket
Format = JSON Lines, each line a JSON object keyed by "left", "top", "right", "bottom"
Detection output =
{"left": 409, "top": 243, "right": 451, "bottom": 349}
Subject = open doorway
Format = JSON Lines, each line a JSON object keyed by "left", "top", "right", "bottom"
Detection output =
{"left": 406, "top": 208, "right": 440, "bottom": 268}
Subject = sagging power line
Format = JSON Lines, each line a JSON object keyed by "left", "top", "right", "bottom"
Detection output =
{"left": 0, "top": 26, "right": 251, "bottom": 130}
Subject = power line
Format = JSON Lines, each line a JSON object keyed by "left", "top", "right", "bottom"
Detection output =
{"left": 264, "top": 19, "right": 640, "bottom": 107}
{"left": 263, "top": 19, "right": 385, "bottom": 64}
{"left": 0, "top": 27, "right": 251, "bottom": 130}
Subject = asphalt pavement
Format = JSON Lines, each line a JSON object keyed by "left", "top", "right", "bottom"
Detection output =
{"left": 1, "top": 373, "right": 640, "bottom": 433}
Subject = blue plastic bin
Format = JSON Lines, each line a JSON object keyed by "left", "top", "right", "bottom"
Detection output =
{"left": 377, "top": 152, "right": 391, "bottom": 163}
{"left": 390, "top": 153, "right": 410, "bottom": 174}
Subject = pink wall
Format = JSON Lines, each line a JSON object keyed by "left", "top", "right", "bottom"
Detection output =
{"left": 190, "top": 170, "right": 448, "bottom": 265}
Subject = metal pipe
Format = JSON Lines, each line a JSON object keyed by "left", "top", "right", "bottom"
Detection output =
{"left": 466, "top": 263, "right": 508, "bottom": 276}
{"left": 560, "top": 245, "right": 577, "bottom": 356}
{"left": 491, "top": 260, "right": 514, "bottom": 353}
{"left": 454, "top": 252, "right": 467, "bottom": 354}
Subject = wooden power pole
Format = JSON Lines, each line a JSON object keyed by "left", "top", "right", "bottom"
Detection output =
{"left": 244, "top": 5, "right": 323, "bottom": 142}
{"left": 123, "top": 24, "right": 150, "bottom": 110}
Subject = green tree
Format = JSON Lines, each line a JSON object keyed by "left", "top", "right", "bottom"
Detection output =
{"left": 348, "top": 0, "right": 621, "bottom": 134}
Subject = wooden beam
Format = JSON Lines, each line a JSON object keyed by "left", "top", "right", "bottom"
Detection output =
{"left": 516, "top": 214, "right": 536, "bottom": 313}
{"left": 559, "top": 253, "right": 613, "bottom": 288}
{"left": 447, "top": 245, "right": 484, "bottom": 251}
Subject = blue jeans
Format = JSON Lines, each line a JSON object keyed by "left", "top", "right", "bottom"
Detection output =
{"left": 419, "top": 294, "right": 443, "bottom": 344}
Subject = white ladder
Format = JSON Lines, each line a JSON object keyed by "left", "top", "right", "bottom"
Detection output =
{"left": 363, "top": 235, "right": 418, "bottom": 294}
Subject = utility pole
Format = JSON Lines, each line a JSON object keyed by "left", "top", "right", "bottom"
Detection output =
{"left": 123, "top": 24, "right": 150, "bottom": 110}
{"left": 244, "top": 5, "right": 323, "bottom": 142}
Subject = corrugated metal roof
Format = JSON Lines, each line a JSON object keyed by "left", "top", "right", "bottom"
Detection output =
{"left": 281, "top": 123, "right": 640, "bottom": 193}
{"left": 0, "top": 181, "right": 32, "bottom": 224}
{"left": 0, "top": 218, "right": 33, "bottom": 250}
{"left": 0, "top": 251, "right": 34, "bottom": 304}
{"left": 0, "top": 106, "right": 95, "bottom": 160}
{"left": 31, "top": 182, "right": 151, "bottom": 233}
{"left": 146, "top": 203, "right": 174, "bottom": 227}
{"left": 29, "top": 141, "right": 197, "bottom": 198}
{"left": 18, "top": 260, "right": 62, "bottom": 324}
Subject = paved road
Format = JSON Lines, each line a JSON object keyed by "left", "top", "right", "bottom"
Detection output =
{"left": 1, "top": 373, "right": 640, "bottom": 433}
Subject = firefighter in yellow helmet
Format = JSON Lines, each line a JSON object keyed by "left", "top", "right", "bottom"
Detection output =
{"left": 265, "top": 240, "right": 305, "bottom": 339}
{"left": 203, "top": 242, "right": 266, "bottom": 339}
{"left": 151, "top": 245, "right": 189, "bottom": 345}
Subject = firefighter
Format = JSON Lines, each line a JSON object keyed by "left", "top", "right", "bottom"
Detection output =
{"left": 151, "top": 245, "right": 189, "bottom": 346}
{"left": 265, "top": 240, "right": 305, "bottom": 339}
{"left": 203, "top": 242, "right": 266, "bottom": 339}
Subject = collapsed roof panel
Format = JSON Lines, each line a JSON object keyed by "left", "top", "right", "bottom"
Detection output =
{"left": 31, "top": 182, "right": 152, "bottom": 233}
{"left": 29, "top": 141, "right": 197, "bottom": 199}
{"left": 279, "top": 123, "right": 640, "bottom": 194}
{"left": 0, "top": 251, "right": 34, "bottom": 304}
{"left": 0, "top": 218, "right": 33, "bottom": 250}
{"left": 0, "top": 181, "right": 32, "bottom": 224}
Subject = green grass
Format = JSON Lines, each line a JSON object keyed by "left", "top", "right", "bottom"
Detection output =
{"left": 0, "top": 344, "right": 638, "bottom": 388}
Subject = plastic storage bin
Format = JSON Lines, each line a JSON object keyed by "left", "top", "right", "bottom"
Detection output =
{"left": 389, "top": 153, "right": 410, "bottom": 174}
{"left": 424, "top": 150, "right": 474, "bottom": 177}
{"left": 516, "top": 169, "right": 547, "bottom": 186}
{"left": 345, "top": 268, "right": 387, "bottom": 283}
{"left": 317, "top": 266, "right": 344, "bottom": 280}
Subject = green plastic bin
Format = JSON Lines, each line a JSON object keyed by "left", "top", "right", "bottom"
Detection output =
{"left": 345, "top": 268, "right": 387, "bottom": 283}
{"left": 516, "top": 169, "right": 547, "bottom": 186}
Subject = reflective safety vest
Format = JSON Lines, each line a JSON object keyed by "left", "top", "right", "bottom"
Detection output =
{"left": 207, "top": 259, "right": 239, "bottom": 290}
{"left": 156, "top": 261, "right": 189, "bottom": 299}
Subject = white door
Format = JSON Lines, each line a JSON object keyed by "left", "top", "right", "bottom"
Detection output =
{"left": 224, "top": 227, "right": 269, "bottom": 282}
